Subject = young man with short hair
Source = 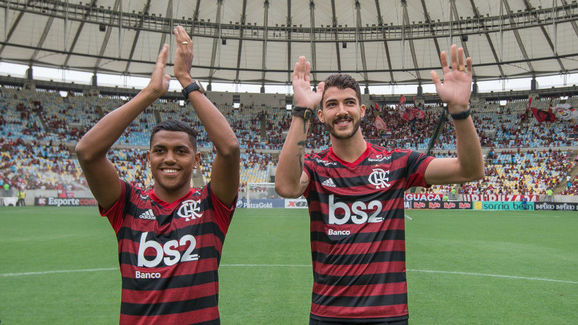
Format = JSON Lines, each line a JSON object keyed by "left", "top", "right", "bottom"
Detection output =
{"left": 76, "top": 26, "right": 239, "bottom": 324}
{"left": 275, "top": 45, "right": 484, "bottom": 324}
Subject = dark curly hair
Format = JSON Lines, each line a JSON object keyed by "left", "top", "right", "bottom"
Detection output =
{"left": 150, "top": 120, "right": 197, "bottom": 152}
{"left": 321, "top": 73, "right": 362, "bottom": 105}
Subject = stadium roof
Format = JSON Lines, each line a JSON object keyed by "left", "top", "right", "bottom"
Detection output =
{"left": 1, "top": 0, "right": 577, "bottom": 89}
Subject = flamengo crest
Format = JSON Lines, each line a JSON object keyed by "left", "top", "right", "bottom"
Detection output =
{"left": 368, "top": 168, "right": 391, "bottom": 189}
{"left": 177, "top": 199, "right": 202, "bottom": 221}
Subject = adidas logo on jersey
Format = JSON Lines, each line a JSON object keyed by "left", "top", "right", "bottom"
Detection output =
{"left": 138, "top": 209, "right": 155, "bottom": 220}
{"left": 322, "top": 178, "right": 336, "bottom": 188}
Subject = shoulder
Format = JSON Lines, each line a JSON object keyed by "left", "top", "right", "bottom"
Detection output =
{"left": 305, "top": 148, "right": 331, "bottom": 161}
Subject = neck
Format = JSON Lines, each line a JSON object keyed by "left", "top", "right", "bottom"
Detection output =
{"left": 330, "top": 131, "right": 367, "bottom": 163}
{"left": 152, "top": 186, "right": 190, "bottom": 203}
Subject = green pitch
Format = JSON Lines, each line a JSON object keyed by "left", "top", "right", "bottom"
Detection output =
{"left": 1, "top": 207, "right": 577, "bottom": 324}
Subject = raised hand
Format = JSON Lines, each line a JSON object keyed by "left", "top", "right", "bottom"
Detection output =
{"left": 292, "top": 56, "right": 325, "bottom": 109}
{"left": 146, "top": 44, "right": 171, "bottom": 98}
{"left": 173, "top": 25, "right": 194, "bottom": 86}
{"left": 431, "top": 44, "right": 472, "bottom": 113}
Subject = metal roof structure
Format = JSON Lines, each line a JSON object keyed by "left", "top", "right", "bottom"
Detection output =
{"left": 1, "top": 0, "right": 577, "bottom": 90}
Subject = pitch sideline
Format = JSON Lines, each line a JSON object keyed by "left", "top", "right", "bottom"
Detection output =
{"left": 1, "top": 265, "right": 577, "bottom": 285}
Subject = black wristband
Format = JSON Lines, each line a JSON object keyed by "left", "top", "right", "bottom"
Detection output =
{"left": 181, "top": 80, "right": 205, "bottom": 101}
{"left": 450, "top": 108, "right": 471, "bottom": 120}
{"left": 292, "top": 106, "right": 314, "bottom": 121}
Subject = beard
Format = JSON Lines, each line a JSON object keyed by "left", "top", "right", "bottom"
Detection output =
{"left": 324, "top": 115, "right": 361, "bottom": 140}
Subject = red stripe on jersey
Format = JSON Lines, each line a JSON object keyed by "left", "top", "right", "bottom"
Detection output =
{"left": 120, "top": 257, "right": 219, "bottom": 278}
{"left": 120, "top": 282, "right": 218, "bottom": 304}
{"left": 119, "top": 306, "right": 219, "bottom": 325}
{"left": 312, "top": 240, "right": 405, "bottom": 256}
{"left": 311, "top": 303, "right": 408, "bottom": 319}
{"left": 312, "top": 260, "right": 405, "bottom": 277}
{"left": 313, "top": 281, "right": 407, "bottom": 298}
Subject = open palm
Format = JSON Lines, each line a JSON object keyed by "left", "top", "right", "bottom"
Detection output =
{"left": 292, "top": 56, "right": 324, "bottom": 108}
{"left": 147, "top": 44, "right": 171, "bottom": 98}
{"left": 431, "top": 45, "right": 472, "bottom": 111}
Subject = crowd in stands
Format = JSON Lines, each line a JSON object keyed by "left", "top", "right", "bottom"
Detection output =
{"left": 0, "top": 138, "right": 83, "bottom": 192}
{"left": 427, "top": 148, "right": 577, "bottom": 196}
{"left": 0, "top": 84, "right": 576, "bottom": 198}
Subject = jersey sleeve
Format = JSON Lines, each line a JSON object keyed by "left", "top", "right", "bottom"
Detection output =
{"left": 405, "top": 151, "right": 435, "bottom": 189}
{"left": 206, "top": 183, "right": 236, "bottom": 235}
{"left": 99, "top": 181, "right": 131, "bottom": 234}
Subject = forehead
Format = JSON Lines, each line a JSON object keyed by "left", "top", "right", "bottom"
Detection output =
{"left": 150, "top": 130, "right": 194, "bottom": 148}
{"left": 323, "top": 86, "right": 358, "bottom": 103}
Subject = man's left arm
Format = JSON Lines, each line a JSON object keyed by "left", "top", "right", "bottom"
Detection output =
{"left": 173, "top": 26, "right": 240, "bottom": 205}
{"left": 425, "top": 45, "right": 484, "bottom": 185}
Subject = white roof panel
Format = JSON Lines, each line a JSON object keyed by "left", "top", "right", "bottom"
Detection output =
{"left": 0, "top": 0, "right": 575, "bottom": 86}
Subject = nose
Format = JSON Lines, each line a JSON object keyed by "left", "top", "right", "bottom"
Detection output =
{"left": 164, "top": 150, "right": 177, "bottom": 164}
{"left": 335, "top": 102, "right": 348, "bottom": 117}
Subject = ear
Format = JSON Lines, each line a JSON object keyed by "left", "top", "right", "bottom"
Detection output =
{"left": 193, "top": 151, "right": 201, "bottom": 169}
{"left": 146, "top": 150, "right": 151, "bottom": 167}
{"left": 360, "top": 104, "right": 367, "bottom": 118}
{"left": 317, "top": 108, "right": 325, "bottom": 123}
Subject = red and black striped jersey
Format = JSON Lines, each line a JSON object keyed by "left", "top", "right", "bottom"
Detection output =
{"left": 303, "top": 143, "right": 433, "bottom": 322}
{"left": 101, "top": 181, "right": 235, "bottom": 325}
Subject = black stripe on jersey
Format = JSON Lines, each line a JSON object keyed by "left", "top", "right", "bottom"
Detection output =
{"left": 312, "top": 250, "right": 405, "bottom": 265}
{"left": 123, "top": 191, "right": 212, "bottom": 227}
{"left": 311, "top": 228, "right": 405, "bottom": 245}
{"left": 119, "top": 246, "right": 220, "bottom": 268}
{"left": 406, "top": 151, "right": 428, "bottom": 177}
{"left": 310, "top": 313, "right": 409, "bottom": 323}
{"left": 312, "top": 292, "right": 407, "bottom": 308}
{"left": 117, "top": 222, "right": 226, "bottom": 244}
{"left": 314, "top": 271, "right": 406, "bottom": 288}
{"left": 121, "top": 293, "right": 218, "bottom": 316}
{"left": 121, "top": 270, "right": 218, "bottom": 290}
{"left": 192, "top": 320, "right": 221, "bottom": 325}
{"left": 311, "top": 169, "right": 409, "bottom": 191}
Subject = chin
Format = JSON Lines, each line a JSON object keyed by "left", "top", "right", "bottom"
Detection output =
{"left": 157, "top": 179, "right": 187, "bottom": 192}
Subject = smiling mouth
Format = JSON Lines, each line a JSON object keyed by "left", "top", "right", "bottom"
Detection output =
{"left": 334, "top": 117, "right": 353, "bottom": 126}
{"left": 161, "top": 168, "right": 180, "bottom": 175}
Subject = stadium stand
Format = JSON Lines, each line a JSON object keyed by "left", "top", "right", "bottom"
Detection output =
{"left": 0, "top": 84, "right": 576, "bottom": 202}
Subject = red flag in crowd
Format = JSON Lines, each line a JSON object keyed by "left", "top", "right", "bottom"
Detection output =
{"left": 402, "top": 107, "right": 417, "bottom": 122}
{"left": 531, "top": 107, "right": 556, "bottom": 123}
{"left": 416, "top": 108, "right": 425, "bottom": 119}
{"left": 374, "top": 115, "right": 387, "bottom": 130}
{"left": 399, "top": 95, "right": 406, "bottom": 105}
{"left": 553, "top": 103, "right": 578, "bottom": 121}
{"left": 373, "top": 102, "right": 380, "bottom": 112}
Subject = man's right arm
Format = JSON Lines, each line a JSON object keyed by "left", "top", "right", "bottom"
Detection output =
{"left": 76, "top": 45, "right": 170, "bottom": 210}
{"left": 275, "top": 56, "right": 324, "bottom": 198}
{"left": 275, "top": 113, "right": 312, "bottom": 198}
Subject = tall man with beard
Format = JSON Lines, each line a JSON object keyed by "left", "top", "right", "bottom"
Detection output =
{"left": 275, "top": 45, "right": 484, "bottom": 324}
{"left": 76, "top": 26, "right": 239, "bottom": 324}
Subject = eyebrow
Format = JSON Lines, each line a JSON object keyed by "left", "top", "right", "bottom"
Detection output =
{"left": 325, "top": 96, "right": 357, "bottom": 103}
{"left": 151, "top": 144, "right": 191, "bottom": 150}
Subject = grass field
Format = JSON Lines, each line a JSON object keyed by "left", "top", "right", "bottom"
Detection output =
{"left": 1, "top": 207, "right": 577, "bottom": 324}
